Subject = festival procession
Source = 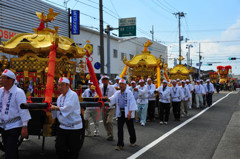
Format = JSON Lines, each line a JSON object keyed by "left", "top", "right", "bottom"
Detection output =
{"left": 0, "top": 0, "right": 240, "bottom": 159}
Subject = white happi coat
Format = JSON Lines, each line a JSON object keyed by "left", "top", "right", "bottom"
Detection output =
{"left": 113, "top": 83, "right": 119, "bottom": 88}
{"left": 129, "top": 86, "right": 138, "bottom": 101}
{"left": 146, "top": 83, "right": 156, "bottom": 101}
{"left": 156, "top": 86, "right": 171, "bottom": 103}
{"left": 194, "top": 84, "right": 205, "bottom": 94}
{"left": 201, "top": 84, "right": 207, "bottom": 95}
{"left": 170, "top": 86, "right": 184, "bottom": 102}
{"left": 187, "top": 83, "right": 194, "bottom": 95}
{"left": 82, "top": 88, "right": 98, "bottom": 110}
{"left": 136, "top": 85, "right": 148, "bottom": 104}
{"left": 100, "top": 84, "right": 116, "bottom": 109}
{"left": 109, "top": 88, "right": 137, "bottom": 118}
{"left": 0, "top": 85, "right": 31, "bottom": 130}
{"left": 205, "top": 83, "right": 215, "bottom": 93}
{"left": 181, "top": 86, "right": 191, "bottom": 101}
{"left": 52, "top": 88, "right": 82, "bottom": 130}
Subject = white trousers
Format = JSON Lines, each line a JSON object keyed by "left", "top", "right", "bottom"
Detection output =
{"left": 195, "top": 93, "right": 203, "bottom": 108}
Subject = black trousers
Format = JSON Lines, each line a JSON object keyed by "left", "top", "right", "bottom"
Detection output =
{"left": 117, "top": 111, "right": 136, "bottom": 147}
{"left": 192, "top": 92, "right": 195, "bottom": 107}
{"left": 206, "top": 93, "right": 213, "bottom": 106}
{"left": 0, "top": 127, "right": 21, "bottom": 159}
{"left": 172, "top": 102, "right": 181, "bottom": 120}
{"left": 203, "top": 95, "right": 206, "bottom": 106}
{"left": 158, "top": 102, "right": 170, "bottom": 122}
{"left": 56, "top": 127, "right": 83, "bottom": 159}
{"left": 147, "top": 100, "right": 156, "bottom": 121}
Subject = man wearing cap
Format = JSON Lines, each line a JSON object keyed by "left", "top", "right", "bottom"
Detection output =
{"left": 106, "top": 79, "right": 137, "bottom": 150}
{"left": 0, "top": 69, "right": 31, "bottom": 159}
{"left": 200, "top": 79, "right": 207, "bottom": 107}
{"left": 129, "top": 81, "right": 139, "bottom": 122}
{"left": 113, "top": 76, "right": 121, "bottom": 90}
{"left": 170, "top": 80, "right": 184, "bottom": 121}
{"left": 194, "top": 80, "right": 204, "bottom": 109}
{"left": 181, "top": 81, "right": 191, "bottom": 117}
{"left": 146, "top": 78, "right": 156, "bottom": 122}
{"left": 135, "top": 79, "right": 148, "bottom": 126}
{"left": 100, "top": 75, "right": 116, "bottom": 141}
{"left": 82, "top": 81, "right": 99, "bottom": 137}
{"left": 155, "top": 80, "right": 171, "bottom": 125}
{"left": 50, "top": 77, "right": 83, "bottom": 159}
{"left": 205, "top": 79, "right": 215, "bottom": 107}
{"left": 186, "top": 79, "right": 194, "bottom": 109}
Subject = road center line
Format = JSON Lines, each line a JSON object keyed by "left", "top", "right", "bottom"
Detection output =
{"left": 127, "top": 92, "right": 233, "bottom": 159}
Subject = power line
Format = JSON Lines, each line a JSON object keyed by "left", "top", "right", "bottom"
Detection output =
{"left": 152, "top": 0, "right": 173, "bottom": 14}
{"left": 109, "top": 0, "right": 120, "bottom": 18}
{"left": 162, "top": 0, "right": 179, "bottom": 12}
{"left": 155, "top": 0, "right": 176, "bottom": 13}
{"left": 155, "top": 27, "right": 240, "bottom": 33}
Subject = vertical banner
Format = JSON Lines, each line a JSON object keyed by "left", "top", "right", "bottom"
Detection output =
{"left": 71, "top": 10, "right": 80, "bottom": 34}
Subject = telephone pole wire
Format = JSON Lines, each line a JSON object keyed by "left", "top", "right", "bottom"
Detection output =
{"left": 173, "top": 12, "right": 185, "bottom": 64}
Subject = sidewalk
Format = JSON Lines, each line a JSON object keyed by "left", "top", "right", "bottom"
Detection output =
{"left": 212, "top": 98, "right": 240, "bottom": 159}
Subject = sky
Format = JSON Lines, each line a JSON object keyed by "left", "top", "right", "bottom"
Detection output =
{"left": 43, "top": 0, "right": 240, "bottom": 75}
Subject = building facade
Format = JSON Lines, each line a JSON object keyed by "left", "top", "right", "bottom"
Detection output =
{"left": 0, "top": 0, "right": 168, "bottom": 84}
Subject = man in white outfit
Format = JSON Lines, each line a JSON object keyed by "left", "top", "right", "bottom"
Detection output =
{"left": 113, "top": 76, "right": 121, "bottom": 90}
{"left": 146, "top": 78, "right": 156, "bottom": 122}
{"left": 170, "top": 80, "right": 183, "bottom": 121}
{"left": 51, "top": 77, "right": 83, "bottom": 159}
{"left": 107, "top": 79, "right": 137, "bottom": 150}
{"left": 100, "top": 75, "right": 116, "bottom": 141}
{"left": 82, "top": 81, "right": 99, "bottom": 137}
{"left": 200, "top": 79, "right": 207, "bottom": 107}
{"left": 0, "top": 69, "right": 31, "bottom": 159}
{"left": 155, "top": 80, "right": 171, "bottom": 124}
{"left": 205, "top": 79, "right": 215, "bottom": 107}
{"left": 194, "top": 80, "right": 204, "bottom": 108}
{"left": 135, "top": 79, "right": 148, "bottom": 126}
{"left": 181, "top": 80, "right": 191, "bottom": 116}
{"left": 186, "top": 79, "right": 194, "bottom": 109}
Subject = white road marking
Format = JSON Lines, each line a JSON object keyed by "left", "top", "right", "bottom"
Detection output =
{"left": 127, "top": 92, "right": 233, "bottom": 159}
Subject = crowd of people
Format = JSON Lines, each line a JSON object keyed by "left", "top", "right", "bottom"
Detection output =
{"left": 81, "top": 75, "right": 218, "bottom": 151}
{"left": 0, "top": 69, "right": 228, "bottom": 158}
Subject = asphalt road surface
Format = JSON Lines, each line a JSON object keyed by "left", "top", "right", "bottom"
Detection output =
{"left": 0, "top": 90, "right": 239, "bottom": 159}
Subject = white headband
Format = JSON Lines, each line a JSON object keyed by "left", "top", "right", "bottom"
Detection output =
{"left": 2, "top": 69, "right": 16, "bottom": 80}
{"left": 58, "top": 77, "right": 70, "bottom": 84}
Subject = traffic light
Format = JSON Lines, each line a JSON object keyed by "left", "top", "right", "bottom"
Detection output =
{"left": 207, "top": 63, "right": 212, "bottom": 66}
{"left": 229, "top": 57, "right": 236, "bottom": 60}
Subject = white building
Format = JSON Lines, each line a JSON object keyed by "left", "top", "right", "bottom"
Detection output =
{"left": 0, "top": 0, "right": 168, "bottom": 83}
{"left": 72, "top": 26, "right": 168, "bottom": 80}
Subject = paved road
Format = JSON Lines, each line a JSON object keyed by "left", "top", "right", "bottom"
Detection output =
{"left": 0, "top": 91, "right": 239, "bottom": 159}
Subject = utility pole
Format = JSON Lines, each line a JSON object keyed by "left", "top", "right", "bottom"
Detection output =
{"left": 197, "top": 43, "right": 203, "bottom": 79}
{"left": 99, "top": 0, "right": 105, "bottom": 74}
{"left": 173, "top": 12, "right": 185, "bottom": 64}
{"left": 105, "top": 25, "right": 118, "bottom": 76}
{"left": 150, "top": 25, "right": 154, "bottom": 41}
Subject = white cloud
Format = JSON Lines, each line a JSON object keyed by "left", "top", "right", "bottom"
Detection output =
{"left": 177, "top": 19, "right": 240, "bottom": 74}
{"left": 221, "top": 19, "right": 240, "bottom": 41}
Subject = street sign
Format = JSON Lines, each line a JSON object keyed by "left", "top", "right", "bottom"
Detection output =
{"left": 196, "top": 62, "right": 202, "bottom": 66}
{"left": 94, "top": 62, "right": 101, "bottom": 70}
{"left": 71, "top": 10, "right": 80, "bottom": 34}
{"left": 119, "top": 17, "right": 136, "bottom": 37}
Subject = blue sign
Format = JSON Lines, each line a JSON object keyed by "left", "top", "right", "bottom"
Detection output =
{"left": 196, "top": 62, "right": 202, "bottom": 66}
{"left": 94, "top": 62, "right": 101, "bottom": 70}
{"left": 72, "top": 10, "right": 80, "bottom": 34}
